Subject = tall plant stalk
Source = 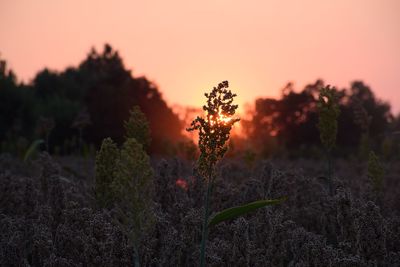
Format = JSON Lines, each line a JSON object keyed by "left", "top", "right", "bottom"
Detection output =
{"left": 189, "top": 81, "right": 284, "bottom": 266}
{"left": 187, "top": 81, "right": 240, "bottom": 266}
{"left": 327, "top": 150, "right": 333, "bottom": 195}
{"left": 200, "top": 175, "right": 213, "bottom": 267}
{"left": 317, "top": 86, "right": 340, "bottom": 196}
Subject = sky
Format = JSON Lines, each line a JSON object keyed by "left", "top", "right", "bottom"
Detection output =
{"left": 1, "top": 0, "right": 399, "bottom": 114}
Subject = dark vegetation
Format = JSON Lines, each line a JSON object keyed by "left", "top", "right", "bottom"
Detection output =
{"left": 1, "top": 153, "right": 400, "bottom": 266}
{"left": 1, "top": 44, "right": 399, "bottom": 158}
{"left": 1, "top": 45, "right": 400, "bottom": 266}
{"left": 0, "top": 44, "right": 182, "bottom": 155}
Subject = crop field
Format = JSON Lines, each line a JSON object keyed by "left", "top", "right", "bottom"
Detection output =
{"left": 1, "top": 148, "right": 399, "bottom": 266}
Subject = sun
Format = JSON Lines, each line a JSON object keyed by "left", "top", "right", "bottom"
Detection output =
{"left": 216, "top": 111, "right": 232, "bottom": 124}
{"left": 207, "top": 110, "right": 233, "bottom": 126}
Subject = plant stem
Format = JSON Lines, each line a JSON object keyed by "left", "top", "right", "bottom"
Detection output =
{"left": 327, "top": 151, "right": 333, "bottom": 196}
{"left": 134, "top": 246, "right": 140, "bottom": 267}
{"left": 45, "top": 132, "right": 50, "bottom": 152}
{"left": 200, "top": 176, "right": 213, "bottom": 267}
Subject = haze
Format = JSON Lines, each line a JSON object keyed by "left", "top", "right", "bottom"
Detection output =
{"left": 1, "top": 0, "right": 399, "bottom": 113}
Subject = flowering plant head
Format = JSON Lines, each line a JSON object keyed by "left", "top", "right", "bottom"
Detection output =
{"left": 187, "top": 81, "right": 240, "bottom": 178}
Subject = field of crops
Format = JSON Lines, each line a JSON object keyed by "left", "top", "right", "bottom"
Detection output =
{"left": 1, "top": 152, "right": 399, "bottom": 266}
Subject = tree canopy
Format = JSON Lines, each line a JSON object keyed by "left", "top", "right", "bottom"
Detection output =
{"left": 0, "top": 45, "right": 183, "bottom": 154}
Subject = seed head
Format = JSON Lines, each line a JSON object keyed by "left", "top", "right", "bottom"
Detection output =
{"left": 187, "top": 81, "right": 240, "bottom": 178}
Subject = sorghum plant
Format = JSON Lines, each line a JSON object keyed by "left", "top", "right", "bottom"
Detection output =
{"left": 317, "top": 85, "right": 340, "bottom": 195}
{"left": 124, "top": 105, "right": 151, "bottom": 151}
{"left": 94, "top": 137, "right": 119, "bottom": 209}
{"left": 94, "top": 137, "right": 154, "bottom": 267}
{"left": 368, "top": 151, "right": 384, "bottom": 196}
{"left": 187, "top": 80, "right": 240, "bottom": 266}
{"left": 112, "top": 138, "right": 154, "bottom": 267}
{"left": 188, "top": 81, "right": 283, "bottom": 267}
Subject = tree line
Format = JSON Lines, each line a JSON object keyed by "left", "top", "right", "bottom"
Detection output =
{"left": 1, "top": 45, "right": 399, "bottom": 158}
{"left": 0, "top": 44, "right": 183, "bottom": 155}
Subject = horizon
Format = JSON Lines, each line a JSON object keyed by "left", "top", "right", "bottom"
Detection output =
{"left": 1, "top": 0, "right": 399, "bottom": 114}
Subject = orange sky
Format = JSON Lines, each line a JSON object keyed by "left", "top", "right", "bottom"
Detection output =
{"left": 1, "top": 0, "right": 399, "bottom": 113}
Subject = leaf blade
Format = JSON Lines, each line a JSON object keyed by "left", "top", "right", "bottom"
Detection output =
{"left": 208, "top": 197, "right": 286, "bottom": 227}
{"left": 23, "top": 139, "right": 44, "bottom": 162}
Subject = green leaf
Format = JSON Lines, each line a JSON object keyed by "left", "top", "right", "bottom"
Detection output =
{"left": 208, "top": 197, "right": 286, "bottom": 227}
{"left": 24, "top": 139, "right": 44, "bottom": 162}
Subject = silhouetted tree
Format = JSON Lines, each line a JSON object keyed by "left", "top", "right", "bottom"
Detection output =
{"left": 83, "top": 45, "right": 182, "bottom": 152}
{"left": 0, "top": 58, "right": 36, "bottom": 146}
{"left": 248, "top": 80, "right": 394, "bottom": 157}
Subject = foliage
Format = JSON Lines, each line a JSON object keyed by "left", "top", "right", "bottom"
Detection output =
{"left": 2, "top": 155, "right": 400, "bottom": 266}
{"left": 1, "top": 153, "right": 400, "bottom": 266}
{"left": 124, "top": 105, "right": 151, "bottom": 150}
{"left": 208, "top": 198, "right": 286, "bottom": 227}
{"left": 247, "top": 80, "right": 395, "bottom": 158}
{"left": 0, "top": 59, "right": 36, "bottom": 145}
{"left": 0, "top": 45, "right": 183, "bottom": 155}
{"left": 23, "top": 139, "right": 44, "bottom": 162}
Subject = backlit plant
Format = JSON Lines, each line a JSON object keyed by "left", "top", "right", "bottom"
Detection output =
{"left": 188, "top": 81, "right": 284, "bottom": 267}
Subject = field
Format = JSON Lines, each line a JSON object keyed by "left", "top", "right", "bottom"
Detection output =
{"left": 1, "top": 153, "right": 399, "bottom": 266}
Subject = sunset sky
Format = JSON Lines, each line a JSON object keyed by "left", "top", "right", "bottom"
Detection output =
{"left": 1, "top": 0, "right": 399, "bottom": 113}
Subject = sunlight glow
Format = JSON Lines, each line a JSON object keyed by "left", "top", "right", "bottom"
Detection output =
{"left": 209, "top": 110, "right": 233, "bottom": 126}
